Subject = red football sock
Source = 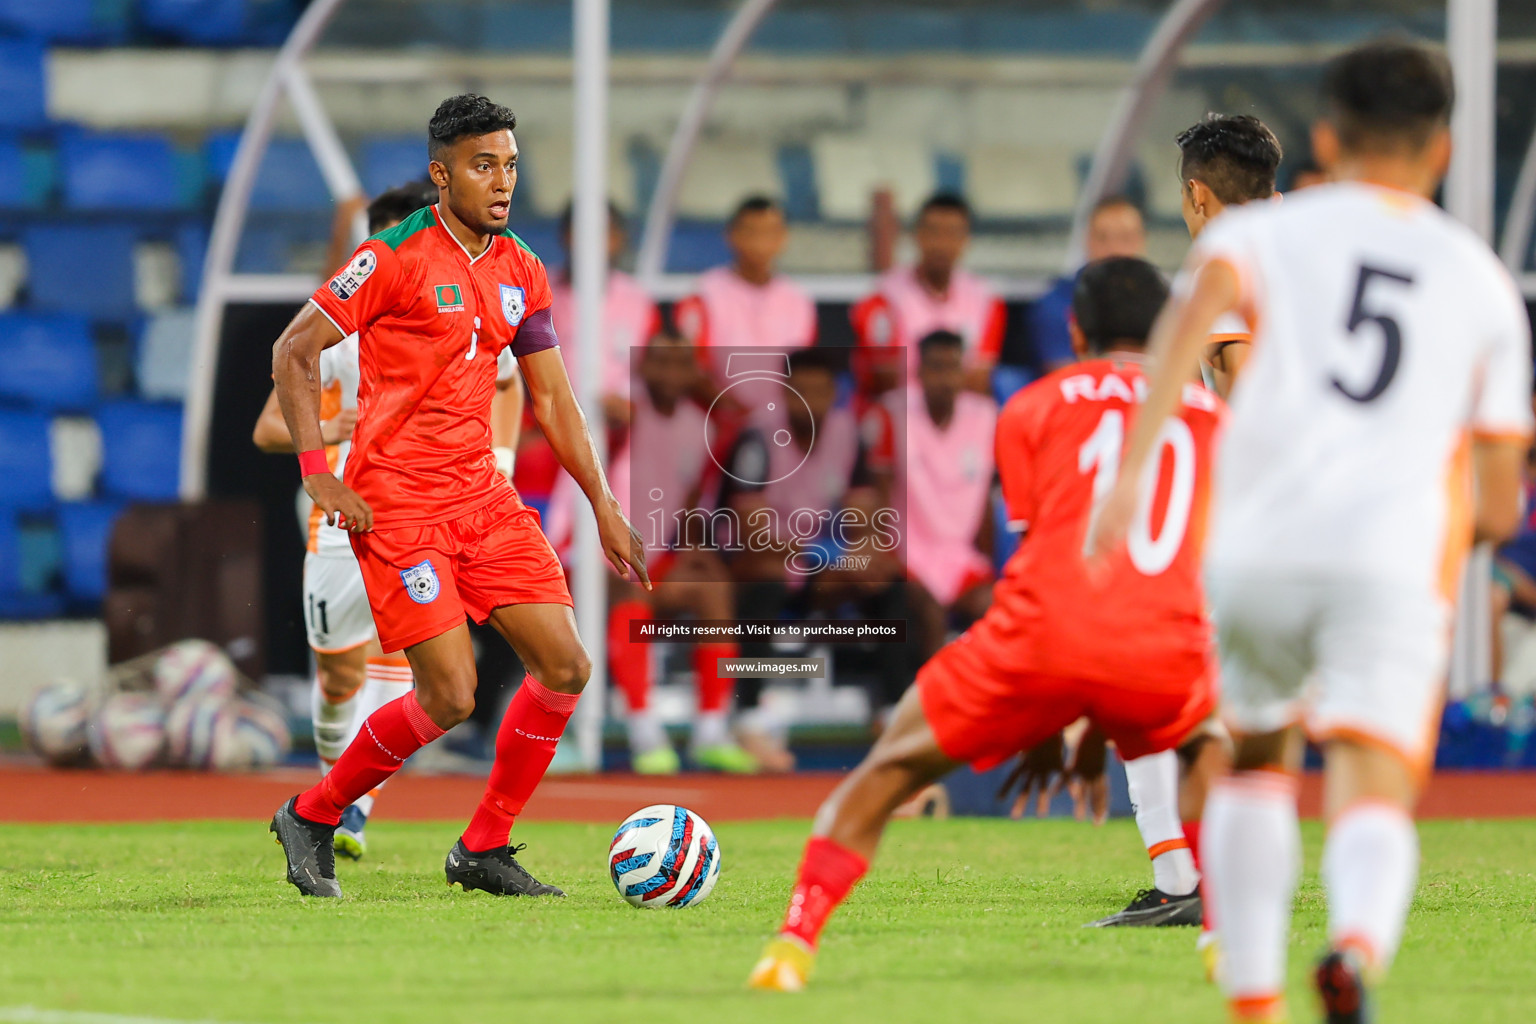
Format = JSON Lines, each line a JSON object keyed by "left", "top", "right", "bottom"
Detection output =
{"left": 608, "top": 600, "right": 654, "bottom": 711}
{"left": 1183, "top": 818, "right": 1202, "bottom": 868}
{"left": 460, "top": 674, "right": 579, "bottom": 852}
{"left": 693, "top": 642, "right": 737, "bottom": 713}
{"left": 778, "top": 836, "right": 870, "bottom": 951}
{"left": 294, "top": 694, "right": 444, "bottom": 826}
{"left": 1185, "top": 818, "right": 1216, "bottom": 934}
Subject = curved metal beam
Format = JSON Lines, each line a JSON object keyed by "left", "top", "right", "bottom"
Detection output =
{"left": 634, "top": 0, "right": 781, "bottom": 287}
{"left": 179, "top": 0, "right": 351, "bottom": 500}
{"left": 1063, "top": 0, "right": 1225, "bottom": 270}
{"left": 1498, "top": 122, "right": 1536, "bottom": 273}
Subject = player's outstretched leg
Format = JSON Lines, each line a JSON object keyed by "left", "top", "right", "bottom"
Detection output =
{"left": 748, "top": 685, "right": 959, "bottom": 992}
{"left": 1094, "top": 748, "right": 1202, "bottom": 927}
{"left": 1203, "top": 728, "right": 1302, "bottom": 1023}
{"left": 333, "top": 654, "right": 414, "bottom": 860}
{"left": 1312, "top": 738, "right": 1420, "bottom": 1024}
{"left": 446, "top": 603, "right": 589, "bottom": 897}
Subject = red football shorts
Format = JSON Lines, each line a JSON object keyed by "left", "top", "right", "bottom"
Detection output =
{"left": 352, "top": 495, "right": 573, "bottom": 653}
{"left": 916, "top": 633, "right": 1216, "bottom": 770}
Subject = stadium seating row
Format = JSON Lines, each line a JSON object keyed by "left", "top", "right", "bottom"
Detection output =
{"left": 0, "top": 499, "right": 120, "bottom": 616}
{"left": 0, "top": 0, "right": 297, "bottom": 47}
{"left": 0, "top": 404, "right": 181, "bottom": 509}
{"left": 0, "top": 401, "right": 179, "bottom": 616}
{"left": 0, "top": 312, "right": 193, "bottom": 409}
{"left": 0, "top": 1, "right": 1447, "bottom": 53}
{"left": 0, "top": 125, "right": 1100, "bottom": 225}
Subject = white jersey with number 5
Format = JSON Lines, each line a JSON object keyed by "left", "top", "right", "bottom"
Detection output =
{"left": 1185, "top": 181, "right": 1533, "bottom": 598}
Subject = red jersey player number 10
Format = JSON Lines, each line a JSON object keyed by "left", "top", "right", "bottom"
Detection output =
{"left": 985, "top": 359, "right": 1222, "bottom": 693}
{"left": 1078, "top": 408, "right": 1199, "bottom": 576}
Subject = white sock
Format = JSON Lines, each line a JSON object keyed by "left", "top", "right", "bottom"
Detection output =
{"left": 626, "top": 709, "right": 668, "bottom": 754}
{"left": 692, "top": 710, "right": 731, "bottom": 749}
{"left": 1322, "top": 802, "right": 1418, "bottom": 972}
{"left": 311, "top": 674, "right": 362, "bottom": 766}
{"left": 1125, "top": 749, "right": 1199, "bottom": 896}
{"left": 1204, "top": 772, "right": 1301, "bottom": 1005}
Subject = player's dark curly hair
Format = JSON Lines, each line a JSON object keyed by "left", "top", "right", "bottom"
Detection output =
{"left": 427, "top": 94, "right": 517, "bottom": 162}
{"left": 1176, "top": 114, "right": 1282, "bottom": 206}
{"left": 1322, "top": 39, "right": 1453, "bottom": 154}
{"left": 1073, "top": 257, "right": 1168, "bottom": 354}
{"left": 367, "top": 180, "right": 437, "bottom": 233}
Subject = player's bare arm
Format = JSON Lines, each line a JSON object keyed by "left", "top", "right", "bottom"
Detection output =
{"left": 251, "top": 386, "right": 356, "bottom": 453}
{"left": 519, "top": 345, "right": 651, "bottom": 590}
{"left": 1472, "top": 438, "right": 1528, "bottom": 544}
{"left": 1085, "top": 258, "right": 1240, "bottom": 559}
{"left": 271, "top": 302, "right": 374, "bottom": 532}
{"left": 490, "top": 372, "right": 524, "bottom": 480}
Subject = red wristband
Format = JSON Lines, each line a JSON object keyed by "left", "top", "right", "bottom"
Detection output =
{"left": 298, "top": 449, "right": 330, "bottom": 478}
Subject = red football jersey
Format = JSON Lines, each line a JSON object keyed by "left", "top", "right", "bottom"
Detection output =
{"left": 309, "top": 205, "right": 555, "bottom": 529}
{"left": 970, "top": 356, "right": 1223, "bottom": 692}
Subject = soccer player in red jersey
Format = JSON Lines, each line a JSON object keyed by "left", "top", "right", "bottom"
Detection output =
{"left": 749, "top": 257, "right": 1223, "bottom": 990}
{"left": 267, "top": 94, "right": 648, "bottom": 898}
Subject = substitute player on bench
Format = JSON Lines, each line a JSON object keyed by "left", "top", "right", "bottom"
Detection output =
{"left": 749, "top": 257, "right": 1223, "bottom": 991}
{"left": 1087, "top": 42, "right": 1530, "bottom": 1022}
{"left": 266, "top": 94, "right": 648, "bottom": 899}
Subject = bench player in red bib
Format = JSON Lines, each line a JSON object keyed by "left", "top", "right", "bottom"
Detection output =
{"left": 267, "top": 94, "right": 648, "bottom": 898}
{"left": 749, "top": 257, "right": 1224, "bottom": 990}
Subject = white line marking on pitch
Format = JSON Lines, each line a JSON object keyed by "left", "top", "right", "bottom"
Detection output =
{"left": 0, "top": 1007, "right": 281, "bottom": 1024}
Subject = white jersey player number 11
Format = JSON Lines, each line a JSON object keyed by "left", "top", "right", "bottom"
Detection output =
{"left": 1079, "top": 409, "right": 1196, "bottom": 577}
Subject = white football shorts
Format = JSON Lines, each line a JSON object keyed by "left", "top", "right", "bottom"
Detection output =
{"left": 302, "top": 550, "right": 377, "bottom": 654}
{"left": 1207, "top": 571, "right": 1450, "bottom": 770}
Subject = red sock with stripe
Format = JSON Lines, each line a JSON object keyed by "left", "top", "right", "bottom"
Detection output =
{"left": 294, "top": 693, "right": 444, "bottom": 825}
{"left": 778, "top": 836, "right": 869, "bottom": 951}
{"left": 460, "top": 674, "right": 579, "bottom": 852}
{"left": 608, "top": 600, "right": 653, "bottom": 711}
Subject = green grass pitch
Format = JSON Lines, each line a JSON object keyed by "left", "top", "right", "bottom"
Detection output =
{"left": 0, "top": 818, "right": 1532, "bottom": 1023}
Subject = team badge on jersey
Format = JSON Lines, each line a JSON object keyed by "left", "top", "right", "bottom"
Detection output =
{"left": 499, "top": 284, "right": 526, "bottom": 326}
{"left": 435, "top": 284, "right": 465, "bottom": 313}
{"left": 400, "top": 560, "right": 441, "bottom": 604}
{"left": 327, "top": 249, "right": 377, "bottom": 301}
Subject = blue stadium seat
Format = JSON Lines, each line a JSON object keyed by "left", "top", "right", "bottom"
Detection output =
{"left": 0, "top": 135, "right": 28, "bottom": 210}
{"left": 254, "top": 139, "right": 331, "bottom": 214}
{"left": 777, "top": 145, "right": 819, "bottom": 221}
{"left": 0, "top": 0, "right": 132, "bottom": 44}
{"left": 359, "top": 137, "right": 429, "bottom": 199}
{"left": 0, "top": 314, "right": 98, "bottom": 411}
{"left": 177, "top": 224, "right": 208, "bottom": 302}
{"left": 141, "top": 0, "right": 249, "bottom": 44}
{"left": 60, "top": 129, "right": 184, "bottom": 212}
{"left": 990, "top": 364, "right": 1034, "bottom": 406}
{"left": 0, "top": 410, "right": 54, "bottom": 511}
{"left": 96, "top": 401, "right": 182, "bottom": 502}
{"left": 0, "top": 39, "right": 47, "bottom": 132}
{"left": 57, "top": 501, "right": 123, "bottom": 603}
{"left": 205, "top": 133, "right": 332, "bottom": 212}
{"left": 24, "top": 225, "right": 139, "bottom": 319}
{"left": 667, "top": 222, "right": 731, "bottom": 274}
{"left": 0, "top": 510, "right": 63, "bottom": 619}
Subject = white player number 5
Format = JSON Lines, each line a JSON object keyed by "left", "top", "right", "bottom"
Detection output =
{"left": 1079, "top": 410, "right": 1196, "bottom": 576}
